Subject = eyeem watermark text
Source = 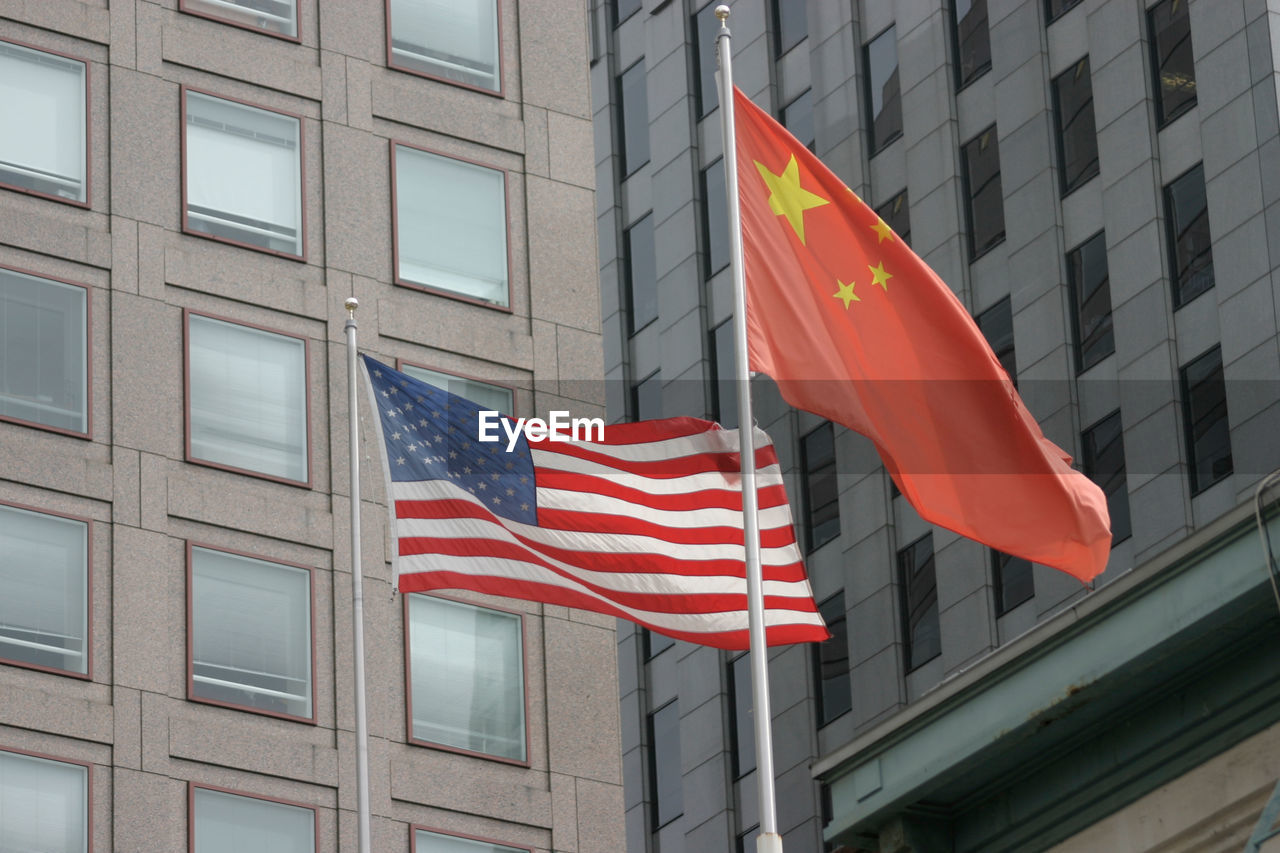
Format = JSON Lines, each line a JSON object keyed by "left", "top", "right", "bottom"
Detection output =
{"left": 478, "top": 411, "right": 605, "bottom": 451}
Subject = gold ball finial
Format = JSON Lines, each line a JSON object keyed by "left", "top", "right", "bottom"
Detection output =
{"left": 344, "top": 297, "right": 359, "bottom": 315}
{"left": 715, "top": 4, "right": 730, "bottom": 21}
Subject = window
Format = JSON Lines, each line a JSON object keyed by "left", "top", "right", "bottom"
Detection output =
{"left": 701, "top": 160, "right": 730, "bottom": 278}
{"left": 976, "top": 296, "right": 1016, "bottom": 383}
{"left": 812, "top": 594, "right": 851, "bottom": 725}
{"left": 1164, "top": 163, "right": 1214, "bottom": 307}
{"left": 864, "top": 26, "right": 902, "bottom": 155}
{"left": 0, "top": 266, "right": 88, "bottom": 435}
{"left": 191, "top": 785, "right": 316, "bottom": 853}
{"left": 1180, "top": 346, "right": 1232, "bottom": 494}
{"left": 874, "top": 190, "right": 910, "bottom": 247}
{"left": 781, "top": 88, "right": 815, "bottom": 151}
{"left": 1148, "top": 0, "right": 1196, "bottom": 126}
{"left": 1046, "top": 0, "right": 1083, "bottom": 22}
{"left": 401, "top": 363, "right": 514, "bottom": 415}
{"left": 186, "top": 312, "right": 309, "bottom": 484}
{"left": 189, "top": 545, "right": 313, "bottom": 720}
{"left": 711, "top": 319, "right": 737, "bottom": 429}
{"left": 407, "top": 594, "right": 527, "bottom": 762}
{"left": 386, "top": 0, "right": 500, "bottom": 92}
{"left": 182, "top": 89, "right": 303, "bottom": 258}
{"left": 0, "top": 748, "right": 88, "bottom": 852}
{"left": 1052, "top": 57, "right": 1099, "bottom": 195}
{"left": 414, "top": 828, "right": 529, "bottom": 853}
{"left": 393, "top": 143, "right": 510, "bottom": 307}
{"left": 771, "top": 0, "right": 806, "bottom": 57}
{"left": 614, "top": 0, "right": 641, "bottom": 27}
{"left": 180, "top": 0, "right": 299, "bottom": 40}
{"left": 0, "top": 503, "right": 88, "bottom": 676}
{"left": 641, "top": 627, "right": 675, "bottom": 659}
{"left": 899, "top": 533, "right": 940, "bottom": 671}
{"left": 617, "top": 60, "right": 650, "bottom": 177}
{"left": 1067, "top": 232, "right": 1114, "bottom": 373}
{"left": 1082, "top": 411, "right": 1132, "bottom": 544}
{"left": 647, "top": 701, "right": 682, "bottom": 829}
{"left": 693, "top": 3, "right": 721, "bottom": 119}
{"left": 961, "top": 126, "right": 1005, "bottom": 259}
{"left": 624, "top": 213, "right": 657, "bottom": 333}
{"left": 631, "top": 371, "right": 662, "bottom": 421}
{"left": 728, "top": 652, "right": 755, "bottom": 776}
{"left": 0, "top": 40, "right": 87, "bottom": 205}
{"left": 801, "top": 422, "right": 840, "bottom": 551}
{"left": 952, "top": 0, "right": 991, "bottom": 89}
{"left": 992, "top": 550, "right": 1034, "bottom": 615}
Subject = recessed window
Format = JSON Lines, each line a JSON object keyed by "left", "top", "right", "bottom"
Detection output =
{"left": 801, "top": 422, "right": 840, "bottom": 551}
{"left": 976, "top": 296, "right": 1017, "bottom": 384}
{"left": 1046, "top": 0, "right": 1083, "bottom": 23}
{"left": 0, "top": 266, "right": 88, "bottom": 436}
{"left": 641, "top": 626, "right": 675, "bottom": 659}
{"left": 189, "top": 545, "right": 313, "bottom": 720}
{"left": 1164, "top": 163, "right": 1214, "bottom": 307}
{"left": 0, "top": 748, "right": 88, "bottom": 851}
{"left": 1148, "top": 0, "right": 1196, "bottom": 126}
{"left": 710, "top": 318, "right": 737, "bottom": 429}
{"left": 407, "top": 594, "right": 527, "bottom": 762}
{"left": 401, "top": 363, "right": 513, "bottom": 415}
{"left": 812, "top": 594, "right": 851, "bottom": 725}
{"left": 864, "top": 25, "right": 902, "bottom": 155}
{"left": 1180, "top": 346, "right": 1232, "bottom": 494}
{"left": 414, "top": 828, "right": 528, "bottom": 853}
{"left": 1052, "top": 57, "right": 1099, "bottom": 195}
{"left": 952, "top": 0, "right": 991, "bottom": 89}
{"left": 618, "top": 60, "right": 649, "bottom": 177}
{"left": 962, "top": 126, "right": 1005, "bottom": 260}
{"left": 186, "top": 312, "right": 310, "bottom": 485}
{"left": 781, "top": 88, "right": 815, "bottom": 151}
{"left": 874, "top": 190, "right": 910, "bottom": 248}
{"left": 630, "top": 371, "right": 662, "bottom": 421}
{"left": 183, "top": 89, "right": 303, "bottom": 258}
{"left": 0, "top": 40, "right": 87, "bottom": 205}
{"left": 728, "top": 652, "right": 755, "bottom": 776}
{"left": 692, "top": 3, "right": 721, "bottom": 119}
{"left": 624, "top": 213, "right": 657, "bottom": 334}
{"left": 386, "top": 0, "right": 500, "bottom": 92}
{"left": 180, "top": 0, "right": 299, "bottom": 40}
{"left": 191, "top": 785, "right": 316, "bottom": 853}
{"left": 992, "top": 550, "right": 1034, "bottom": 615}
{"left": 647, "top": 700, "right": 682, "bottom": 829}
{"left": 393, "top": 143, "right": 510, "bottom": 307}
{"left": 899, "top": 533, "right": 940, "bottom": 671}
{"left": 0, "top": 503, "right": 88, "bottom": 676}
{"left": 1067, "top": 231, "right": 1114, "bottom": 373}
{"left": 771, "top": 0, "right": 806, "bottom": 57}
{"left": 701, "top": 160, "right": 730, "bottom": 278}
{"left": 1082, "top": 410, "right": 1132, "bottom": 544}
{"left": 613, "top": 0, "right": 641, "bottom": 27}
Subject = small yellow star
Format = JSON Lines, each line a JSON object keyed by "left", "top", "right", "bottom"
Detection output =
{"left": 833, "top": 279, "right": 860, "bottom": 309}
{"left": 871, "top": 218, "right": 894, "bottom": 243}
{"left": 869, "top": 261, "right": 892, "bottom": 292}
{"left": 754, "top": 155, "right": 830, "bottom": 244}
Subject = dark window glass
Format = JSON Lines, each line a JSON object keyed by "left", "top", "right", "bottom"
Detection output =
{"left": 781, "top": 88, "right": 815, "bottom": 151}
{"left": 728, "top": 652, "right": 756, "bottom": 777}
{"left": 1149, "top": 0, "right": 1196, "bottom": 126}
{"left": 614, "top": 0, "right": 641, "bottom": 27}
{"left": 992, "top": 550, "right": 1034, "bottom": 615}
{"left": 961, "top": 126, "right": 1005, "bottom": 259}
{"left": 976, "top": 296, "right": 1017, "bottom": 383}
{"left": 648, "top": 701, "right": 683, "bottom": 829}
{"left": 1052, "top": 57, "right": 1099, "bottom": 195}
{"left": 693, "top": 4, "right": 721, "bottom": 119}
{"left": 631, "top": 371, "right": 662, "bottom": 421}
{"left": 899, "top": 534, "right": 940, "bottom": 671}
{"left": 711, "top": 319, "right": 737, "bottom": 429}
{"left": 801, "top": 422, "right": 840, "bottom": 551}
{"left": 702, "top": 159, "right": 729, "bottom": 277}
{"left": 772, "top": 0, "right": 806, "bottom": 57}
{"left": 1046, "top": 0, "right": 1083, "bottom": 22}
{"left": 1180, "top": 347, "right": 1232, "bottom": 494}
{"left": 642, "top": 626, "right": 675, "bottom": 658}
{"left": 624, "top": 214, "right": 657, "bottom": 333}
{"left": 1082, "top": 410, "right": 1132, "bottom": 544}
{"left": 812, "top": 594, "right": 851, "bottom": 725}
{"left": 953, "top": 0, "right": 991, "bottom": 89}
{"left": 864, "top": 26, "right": 903, "bottom": 155}
{"left": 618, "top": 60, "right": 650, "bottom": 176}
{"left": 875, "top": 190, "right": 910, "bottom": 248}
{"left": 1067, "top": 232, "right": 1114, "bottom": 373}
{"left": 1165, "top": 163, "right": 1214, "bottom": 307}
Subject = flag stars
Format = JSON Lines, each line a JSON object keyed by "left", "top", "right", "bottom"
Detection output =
{"left": 753, "top": 155, "right": 830, "bottom": 244}
{"left": 520, "top": 502, "right": 530, "bottom": 512}
{"left": 871, "top": 217, "right": 894, "bottom": 243}
{"left": 869, "top": 261, "right": 892, "bottom": 292}
{"left": 396, "top": 456, "right": 406, "bottom": 465}
{"left": 391, "top": 432, "right": 401, "bottom": 441}
{"left": 833, "top": 279, "right": 860, "bottom": 309}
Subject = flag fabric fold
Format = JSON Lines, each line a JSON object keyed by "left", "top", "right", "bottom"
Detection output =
{"left": 731, "top": 86, "right": 1111, "bottom": 582}
{"left": 361, "top": 355, "right": 828, "bottom": 649}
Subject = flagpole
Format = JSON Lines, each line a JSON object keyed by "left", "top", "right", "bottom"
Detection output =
{"left": 715, "top": 8, "right": 783, "bottom": 853}
{"left": 344, "top": 297, "right": 373, "bottom": 853}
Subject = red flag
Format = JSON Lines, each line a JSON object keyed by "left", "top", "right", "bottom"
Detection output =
{"left": 732, "top": 87, "right": 1111, "bottom": 582}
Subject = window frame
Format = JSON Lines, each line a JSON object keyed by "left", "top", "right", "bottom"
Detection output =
{"left": 780, "top": 88, "right": 815, "bottom": 152}
{"left": 951, "top": 0, "right": 992, "bottom": 91}
{"left": 770, "top": 0, "right": 807, "bottom": 58}
{"left": 874, "top": 190, "right": 910, "bottom": 248}
{"left": 1050, "top": 56, "right": 1100, "bottom": 196}
{"left": 616, "top": 58, "right": 650, "bottom": 179}
{"left": 1066, "top": 230, "right": 1114, "bottom": 374}
{"left": 1180, "top": 345, "right": 1233, "bottom": 495}
{"left": 991, "top": 549, "right": 1034, "bottom": 616}
{"left": 1045, "top": 0, "right": 1084, "bottom": 24}
{"left": 613, "top": 0, "right": 642, "bottom": 28}
{"left": 0, "top": 37, "right": 91, "bottom": 208}
{"left": 1147, "top": 0, "right": 1197, "bottom": 128}
{"left": 641, "top": 626, "right": 676, "bottom": 659}
{"left": 402, "top": 592, "right": 531, "bottom": 767}
{"left": 812, "top": 593, "right": 851, "bottom": 726}
{"left": 898, "top": 533, "right": 941, "bottom": 672}
{"left": 700, "top": 159, "right": 729, "bottom": 279}
{"left": 691, "top": 2, "right": 720, "bottom": 120}
{"left": 1163, "top": 161, "right": 1215, "bottom": 308}
{"left": 800, "top": 421, "right": 840, "bottom": 552}
{"left": 412, "top": 825, "right": 533, "bottom": 853}
{"left": 1081, "top": 409, "right": 1133, "bottom": 545}
{"left": 647, "top": 698, "right": 683, "bottom": 831}
{"left": 0, "top": 744, "right": 92, "bottom": 850}
{"left": 623, "top": 212, "right": 658, "bottom": 335}
{"left": 960, "top": 124, "right": 1006, "bottom": 261}
{"left": 0, "top": 262, "right": 92, "bottom": 439}
{"left": 178, "top": 0, "right": 302, "bottom": 43}
{"left": 390, "top": 139, "right": 514, "bottom": 312}
{"left": 975, "top": 295, "right": 1017, "bottom": 384}
{"left": 183, "top": 308, "right": 313, "bottom": 488}
{"left": 185, "top": 541, "right": 316, "bottom": 724}
{"left": 397, "top": 358, "right": 518, "bottom": 418}
{"left": 630, "top": 370, "right": 662, "bottom": 421}
{"left": 188, "top": 782, "right": 318, "bottom": 853}
{"left": 863, "top": 24, "right": 903, "bottom": 156}
{"left": 709, "top": 318, "right": 737, "bottom": 429}
{"left": 727, "top": 651, "right": 755, "bottom": 778}
{"left": 383, "top": 0, "right": 504, "bottom": 96}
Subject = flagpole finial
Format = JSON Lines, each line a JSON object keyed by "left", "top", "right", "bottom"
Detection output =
{"left": 345, "top": 296, "right": 359, "bottom": 316}
{"left": 715, "top": 4, "right": 729, "bottom": 22}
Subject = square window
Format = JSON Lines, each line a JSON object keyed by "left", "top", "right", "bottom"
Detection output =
{"left": 191, "top": 785, "right": 316, "bottom": 853}
{"left": 401, "top": 363, "right": 514, "bottom": 415}
{"left": 386, "top": 0, "right": 501, "bottom": 93}
{"left": 1052, "top": 57, "right": 1099, "bottom": 195}
{"left": 1066, "top": 231, "right": 1114, "bottom": 373}
{"left": 0, "top": 748, "right": 89, "bottom": 852}
{"left": 710, "top": 318, "right": 737, "bottom": 429}
{"left": 1148, "top": 0, "right": 1196, "bottom": 126}
{"left": 811, "top": 594, "right": 851, "bottom": 725}
{"left": 1164, "top": 163, "right": 1214, "bottom": 307}
{"left": 180, "top": 0, "right": 299, "bottom": 40}
{"left": 0, "top": 266, "right": 88, "bottom": 436}
{"left": 647, "top": 700, "right": 682, "bottom": 829}
{"left": 728, "top": 652, "right": 755, "bottom": 776}
{"left": 864, "top": 26, "right": 902, "bottom": 155}
{"left": 630, "top": 371, "right": 662, "bottom": 421}
{"left": 701, "top": 160, "right": 730, "bottom": 278}
{"left": 961, "top": 126, "right": 1005, "bottom": 260}
{"left": 625, "top": 213, "right": 658, "bottom": 333}
{"left": 189, "top": 545, "right": 313, "bottom": 720}
{"left": 899, "top": 533, "right": 940, "bottom": 671}
{"left": 182, "top": 89, "right": 304, "bottom": 258}
{"left": 692, "top": 3, "right": 721, "bottom": 119}
{"left": 771, "top": 0, "right": 806, "bottom": 57}
{"left": 0, "top": 39, "right": 87, "bottom": 205}
{"left": 975, "top": 296, "right": 1017, "bottom": 383}
{"left": 414, "top": 827, "right": 529, "bottom": 853}
{"left": 1082, "top": 410, "right": 1132, "bottom": 544}
{"left": 992, "top": 550, "right": 1034, "bottom": 615}
{"left": 874, "top": 190, "right": 910, "bottom": 248}
{"left": 0, "top": 502, "right": 89, "bottom": 676}
{"left": 952, "top": 0, "right": 991, "bottom": 89}
{"left": 393, "top": 143, "right": 510, "bottom": 307}
{"left": 406, "top": 594, "right": 527, "bottom": 762}
{"left": 1180, "top": 346, "right": 1232, "bottom": 494}
{"left": 617, "top": 60, "right": 650, "bottom": 177}
{"left": 781, "top": 88, "right": 815, "bottom": 151}
{"left": 801, "top": 422, "right": 840, "bottom": 551}
{"left": 186, "top": 311, "right": 310, "bottom": 485}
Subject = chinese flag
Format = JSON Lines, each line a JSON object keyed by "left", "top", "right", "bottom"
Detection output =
{"left": 733, "top": 87, "right": 1111, "bottom": 582}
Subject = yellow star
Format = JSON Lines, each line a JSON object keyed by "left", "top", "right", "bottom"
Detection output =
{"left": 754, "top": 155, "right": 829, "bottom": 244}
{"left": 871, "top": 218, "right": 894, "bottom": 243}
{"left": 869, "top": 261, "right": 892, "bottom": 291}
{"left": 833, "top": 279, "right": 860, "bottom": 309}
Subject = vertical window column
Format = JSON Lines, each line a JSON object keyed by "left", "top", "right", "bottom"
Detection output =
{"left": 961, "top": 126, "right": 1005, "bottom": 260}
{"left": 952, "top": 0, "right": 992, "bottom": 89}
{"left": 811, "top": 594, "right": 851, "bottom": 725}
{"left": 617, "top": 60, "right": 650, "bottom": 177}
{"left": 801, "top": 422, "right": 840, "bottom": 551}
{"left": 1164, "top": 163, "right": 1214, "bottom": 306}
{"left": 899, "top": 534, "right": 941, "bottom": 671}
{"left": 1180, "top": 346, "right": 1232, "bottom": 494}
{"left": 863, "top": 25, "right": 902, "bottom": 155}
{"left": 1052, "top": 57, "right": 1100, "bottom": 195}
{"left": 647, "top": 701, "right": 683, "bottom": 831}
{"left": 1148, "top": 0, "right": 1197, "bottom": 126}
{"left": 1081, "top": 411, "right": 1132, "bottom": 544}
{"left": 1067, "top": 232, "right": 1114, "bottom": 372}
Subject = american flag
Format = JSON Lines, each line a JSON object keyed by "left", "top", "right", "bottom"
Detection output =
{"left": 361, "top": 355, "right": 827, "bottom": 650}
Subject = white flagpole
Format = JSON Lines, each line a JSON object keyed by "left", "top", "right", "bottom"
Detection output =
{"left": 715, "top": 8, "right": 783, "bottom": 853}
{"left": 344, "top": 297, "right": 373, "bottom": 853}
